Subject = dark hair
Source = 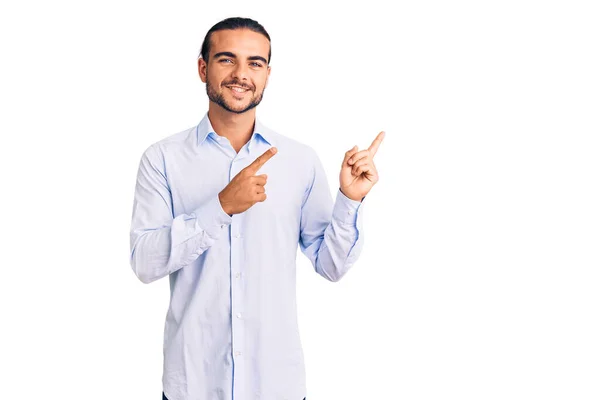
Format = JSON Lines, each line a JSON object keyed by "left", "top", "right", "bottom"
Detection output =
{"left": 199, "top": 17, "right": 271, "bottom": 64}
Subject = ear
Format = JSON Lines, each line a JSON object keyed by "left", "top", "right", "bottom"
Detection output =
{"left": 198, "top": 58, "right": 207, "bottom": 83}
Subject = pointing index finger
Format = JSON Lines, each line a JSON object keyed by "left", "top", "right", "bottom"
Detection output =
{"left": 246, "top": 147, "right": 277, "bottom": 174}
{"left": 368, "top": 131, "right": 385, "bottom": 155}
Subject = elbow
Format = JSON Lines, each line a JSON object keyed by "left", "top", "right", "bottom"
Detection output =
{"left": 130, "top": 251, "right": 158, "bottom": 284}
{"left": 315, "top": 251, "right": 353, "bottom": 282}
{"left": 317, "top": 263, "right": 349, "bottom": 283}
{"left": 324, "top": 271, "right": 347, "bottom": 283}
{"left": 134, "top": 265, "right": 160, "bottom": 284}
{"left": 315, "top": 239, "right": 360, "bottom": 283}
{"left": 329, "top": 269, "right": 348, "bottom": 282}
{"left": 136, "top": 269, "right": 155, "bottom": 284}
{"left": 325, "top": 274, "right": 343, "bottom": 283}
{"left": 131, "top": 261, "right": 153, "bottom": 284}
{"left": 130, "top": 233, "right": 164, "bottom": 284}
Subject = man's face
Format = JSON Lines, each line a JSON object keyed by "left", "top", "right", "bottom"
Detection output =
{"left": 199, "top": 29, "right": 271, "bottom": 114}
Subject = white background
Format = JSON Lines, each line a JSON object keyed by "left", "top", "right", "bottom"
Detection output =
{"left": 1, "top": 0, "right": 599, "bottom": 399}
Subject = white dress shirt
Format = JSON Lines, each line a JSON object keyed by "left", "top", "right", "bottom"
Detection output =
{"left": 129, "top": 113, "right": 365, "bottom": 400}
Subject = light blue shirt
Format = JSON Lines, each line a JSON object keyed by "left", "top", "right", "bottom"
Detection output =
{"left": 129, "top": 112, "right": 365, "bottom": 400}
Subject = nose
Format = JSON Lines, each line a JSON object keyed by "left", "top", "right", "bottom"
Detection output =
{"left": 231, "top": 62, "right": 250, "bottom": 84}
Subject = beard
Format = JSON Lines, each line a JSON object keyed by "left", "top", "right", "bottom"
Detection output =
{"left": 206, "top": 75, "right": 265, "bottom": 114}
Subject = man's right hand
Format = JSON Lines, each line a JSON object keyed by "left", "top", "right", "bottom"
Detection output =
{"left": 218, "top": 147, "right": 278, "bottom": 216}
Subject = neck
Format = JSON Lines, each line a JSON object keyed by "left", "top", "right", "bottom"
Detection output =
{"left": 207, "top": 104, "right": 256, "bottom": 151}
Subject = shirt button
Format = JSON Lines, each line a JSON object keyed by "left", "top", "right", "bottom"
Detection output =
{"left": 235, "top": 351, "right": 242, "bottom": 356}
{"left": 234, "top": 233, "right": 241, "bottom": 238}
{"left": 347, "top": 210, "right": 352, "bottom": 215}
{"left": 221, "top": 224, "right": 226, "bottom": 229}
{"left": 236, "top": 313, "right": 242, "bottom": 319}
{"left": 235, "top": 272, "right": 241, "bottom": 278}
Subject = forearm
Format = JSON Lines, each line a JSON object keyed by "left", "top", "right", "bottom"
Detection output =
{"left": 130, "top": 194, "right": 231, "bottom": 284}
{"left": 314, "top": 189, "right": 365, "bottom": 282}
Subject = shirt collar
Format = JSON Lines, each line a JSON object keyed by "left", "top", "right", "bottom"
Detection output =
{"left": 196, "top": 112, "right": 275, "bottom": 148}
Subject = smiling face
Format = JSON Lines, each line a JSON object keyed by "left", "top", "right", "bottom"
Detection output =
{"left": 198, "top": 28, "right": 271, "bottom": 114}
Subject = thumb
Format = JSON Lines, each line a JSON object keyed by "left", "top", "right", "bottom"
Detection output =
{"left": 342, "top": 145, "right": 358, "bottom": 166}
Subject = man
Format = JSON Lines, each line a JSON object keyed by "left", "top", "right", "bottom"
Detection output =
{"left": 129, "top": 17, "right": 384, "bottom": 400}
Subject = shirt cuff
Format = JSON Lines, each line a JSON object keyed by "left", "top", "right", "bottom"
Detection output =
{"left": 332, "top": 188, "right": 363, "bottom": 224}
{"left": 193, "top": 194, "right": 233, "bottom": 238}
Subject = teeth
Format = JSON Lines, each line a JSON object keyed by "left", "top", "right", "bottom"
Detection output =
{"left": 228, "top": 86, "right": 248, "bottom": 93}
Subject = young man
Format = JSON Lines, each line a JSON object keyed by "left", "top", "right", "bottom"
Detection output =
{"left": 129, "top": 17, "right": 384, "bottom": 400}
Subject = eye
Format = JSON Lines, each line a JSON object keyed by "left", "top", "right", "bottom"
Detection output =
{"left": 219, "top": 59, "right": 233, "bottom": 64}
{"left": 251, "top": 62, "right": 263, "bottom": 67}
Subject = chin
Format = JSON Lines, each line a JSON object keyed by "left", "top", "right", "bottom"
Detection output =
{"left": 226, "top": 101, "right": 249, "bottom": 109}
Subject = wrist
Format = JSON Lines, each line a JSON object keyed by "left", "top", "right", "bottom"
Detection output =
{"left": 218, "top": 192, "right": 233, "bottom": 216}
{"left": 339, "top": 187, "right": 363, "bottom": 202}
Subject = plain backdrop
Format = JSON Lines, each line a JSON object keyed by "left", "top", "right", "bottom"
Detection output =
{"left": 1, "top": 0, "right": 599, "bottom": 399}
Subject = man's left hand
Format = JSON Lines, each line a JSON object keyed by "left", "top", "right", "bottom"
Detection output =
{"left": 339, "top": 131, "right": 385, "bottom": 202}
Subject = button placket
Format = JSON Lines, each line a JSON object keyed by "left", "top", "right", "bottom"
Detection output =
{"left": 229, "top": 157, "right": 246, "bottom": 399}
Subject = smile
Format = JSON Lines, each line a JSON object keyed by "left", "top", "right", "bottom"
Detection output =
{"left": 226, "top": 85, "right": 250, "bottom": 93}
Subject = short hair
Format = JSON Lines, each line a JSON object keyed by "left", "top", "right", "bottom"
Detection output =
{"left": 199, "top": 17, "right": 271, "bottom": 64}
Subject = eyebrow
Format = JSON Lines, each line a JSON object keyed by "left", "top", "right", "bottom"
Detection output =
{"left": 213, "top": 51, "right": 268, "bottom": 65}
